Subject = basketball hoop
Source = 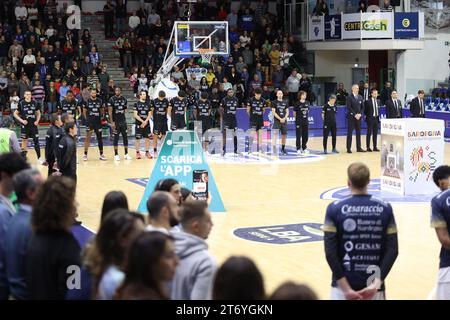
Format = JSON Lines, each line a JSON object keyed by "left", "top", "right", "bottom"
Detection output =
{"left": 198, "top": 48, "right": 214, "bottom": 65}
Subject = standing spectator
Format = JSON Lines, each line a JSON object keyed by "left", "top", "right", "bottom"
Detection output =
{"left": 0, "top": 36, "right": 9, "bottom": 68}
{"left": 15, "top": 1, "right": 28, "bottom": 29}
{"left": 0, "top": 152, "right": 30, "bottom": 300}
{"left": 129, "top": 12, "right": 141, "bottom": 31}
{"left": 227, "top": 10, "right": 238, "bottom": 29}
{"left": 335, "top": 83, "right": 348, "bottom": 106}
{"left": 56, "top": 122, "right": 78, "bottom": 182}
{"left": 147, "top": 8, "right": 160, "bottom": 26}
{"left": 80, "top": 56, "right": 94, "bottom": 78}
{"left": 116, "top": 0, "right": 128, "bottom": 36}
{"left": 116, "top": 231, "right": 179, "bottom": 300}
{"left": 269, "top": 45, "right": 281, "bottom": 80}
{"left": 240, "top": 9, "right": 255, "bottom": 32}
{"left": 313, "top": 0, "right": 329, "bottom": 16}
{"left": 18, "top": 74, "right": 31, "bottom": 99}
{"left": 380, "top": 81, "right": 392, "bottom": 105}
{"left": 170, "top": 201, "right": 216, "bottom": 300}
{"left": 27, "top": 177, "right": 81, "bottom": 300}
{"left": 271, "top": 65, "right": 284, "bottom": 89}
{"left": 213, "top": 256, "right": 265, "bottom": 300}
{"left": 45, "top": 81, "right": 59, "bottom": 114}
{"left": 103, "top": 0, "right": 115, "bottom": 39}
{"left": 22, "top": 49, "right": 36, "bottom": 80}
{"left": 286, "top": 69, "right": 300, "bottom": 106}
{"left": 89, "top": 47, "right": 100, "bottom": 68}
{"left": 3, "top": 169, "right": 43, "bottom": 300}
{"left": 31, "top": 79, "right": 45, "bottom": 110}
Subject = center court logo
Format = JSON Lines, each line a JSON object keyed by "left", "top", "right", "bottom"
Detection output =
{"left": 233, "top": 223, "right": 324, "bottom": 244}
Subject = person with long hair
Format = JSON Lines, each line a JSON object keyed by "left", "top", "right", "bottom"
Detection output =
{"left": 26, "top": 177, "right": 80, "bottom": 299}
{"left": 213, "top": 256, "right": 265, "bottom": 300}
{"left": 154, "top": 178, "right": 182, "bottom": 205}
{"left": 84, "top": 209, "right": 145, "bottom": 300}
{"left": 115, "top": 231, "right": 179, "bottom": 300}
{"left": 100, "top": 191, "right": 129, "bottom": 222}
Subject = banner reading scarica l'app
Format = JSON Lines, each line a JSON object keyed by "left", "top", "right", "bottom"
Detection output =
{"left": 138, "top": 130, "right": 226, "bottom": 212}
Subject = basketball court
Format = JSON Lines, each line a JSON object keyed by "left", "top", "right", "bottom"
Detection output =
{"left": 26, "top": 132, "right": 446, "bottom": 300}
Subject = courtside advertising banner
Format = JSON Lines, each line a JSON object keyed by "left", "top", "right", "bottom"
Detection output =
{"left": 308, "top": 15, "right": 325, "bottom": 41}
{"left": 325, "top": 14, "right": 342, "bottom": 40}
{"left": 394, "top": 12, "right": 419, "bottom": 38}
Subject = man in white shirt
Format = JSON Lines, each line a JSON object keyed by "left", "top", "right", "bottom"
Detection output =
{"left": 129, "top": 12, "right": 140, "bottom": 30}
{"left": 147, "top": 8, "right": 160, "bottom": 26}
{"left": 15, "top": 1, "right": 28, "bottom": 24}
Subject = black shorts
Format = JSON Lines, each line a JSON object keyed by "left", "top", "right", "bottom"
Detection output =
{"left": 250, "top": 116, "right": 264, "bottom": 131}
{"left": 171, "top": 115, "right": 186, "bottom": 131}
{"left": 153, "top": 120, "right": 168, "bottom": 135}
{"left": 135, "top": 124, "right": 151, "bottom": 139}
{"left": 86, "top": 118, "right": 102, "bottom": 133}
{"left": 273, "top": 120, "right": 288, "bottom": 135}
{"left": 199, "top": 116, "right": 210, "bottom": 133}
{"left": 223, "top": 117, "right": 237, "bottom": 130}
{"left": 113, "top": 122, "right": 128, "bottom": 135}
{"left": 21, "top": 124, "right": 38, "bottom": 139}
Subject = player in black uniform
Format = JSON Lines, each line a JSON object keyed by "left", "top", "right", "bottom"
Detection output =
{"left": 13, "top": 90, "right": 42, "bottom": 161}
{"left": 83, "top": 88, "right": 107, "bottom": 161}
{"left": 108, "top": 86, "right": 131, "bottom": 161}
{"left": 57, "top": 90, "right": 81, "bottom": 119}
{"left": 220, "top": 88, "right": 239, "bottom": 156}
{"left": 323, "top": 94, "right": 339, "bottom": 154}
{"left": 170, "top": 90, "right": 188, "bottom": 131}
{"left": 195, "top": 92, "right": 212, "bottom": 153}
{"left": 133, "top": 90, "right": 152, "bottom": 159}
{"left": 246, "top": 88, "right": 267, "bottom": 154}
{"left": 431, "top": 165, "right": 450, "bottom": 299}
{"left": 44, "top": 113, "right": 63, "bottom": 177}
{"left": 293, "top": 90, "right": 310, "bottom": 155}
{"left": 323, "top": 163, "right": 398, "bottom": 300}
{"left": 271, "top": 90, "right": 289, "bottom": 155}
{"left": 151, "top": 90, "right": 171, "bottom": 157}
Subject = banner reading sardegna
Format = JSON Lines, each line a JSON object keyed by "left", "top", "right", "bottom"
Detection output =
{"left": 137, "top": 130, "right": 226, "bottom": 213}
{"left": 309, "top": 12, "right": 422, "bottom": 41}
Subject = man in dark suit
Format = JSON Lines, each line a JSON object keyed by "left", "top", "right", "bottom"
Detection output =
{"left": 359, "top": 82, "right": 370, "bottom": 102}
{"left": 409, "top": 89, "right": 426, "bottom": 118}
{"left": 364, "top": 88, "right": 381, "bottom": 152}
{"left": 385, "top": 90, "right": 403, "bottom": 118}
{"left": 346, "top": 84, "right": 365, "bottom": 153}
{"left": 380, "top": 81, "right": 392, "bottom": 106}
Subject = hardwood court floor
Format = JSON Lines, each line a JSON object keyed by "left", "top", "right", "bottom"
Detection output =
{"left": 28, "top": 135, "right": 446, "bottom": 300}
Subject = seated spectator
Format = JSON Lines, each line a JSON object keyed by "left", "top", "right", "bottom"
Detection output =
{"left": 213, "top": 256, "right": 265, "bottom": 300}
{"left": 115, "top": 231, "right": 179, "bottom": 300}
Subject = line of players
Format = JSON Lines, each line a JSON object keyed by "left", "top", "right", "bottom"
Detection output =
{"left": 12, "top": 86, "right": 340, "bottom": 160}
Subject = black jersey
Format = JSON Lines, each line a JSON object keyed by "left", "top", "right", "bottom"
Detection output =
{"left": 151, "top": 98, "right": 169, "bottom": 122}
{"left": 293, "top": 101, "right": 310, "bottom": 123}
{"left": 197, "top": 99, "right": 211, "bottom": 117}
{"left": 271, "top": 99, "right": 288, "bottom": 120}
{"left": 220, "top": 96, "right": 239, "bottom": 119}
{"left": 170, "top": 97, "right": 187, "bottom": 116}
{"left": 17, "top": 100, "right": 40, "bottom": 122}
{"left": 83, "top": 98, "right": 103, "bottom": 119}
{"left": 133, "top": 101, "right": 151, "bottom": 125}
{"left": 247, "top": 97, "right": 266, "bottom": 118}
{"left": 108, "top": 95, "right": 128, "bottom": 124}
{"left": 58, "top": 99, "right": 79, "bottom": 117}
{"left": 323, "top": 103, "right": 337, "bottom": 123}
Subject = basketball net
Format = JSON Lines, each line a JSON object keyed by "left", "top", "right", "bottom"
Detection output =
{"left": 198, "top": 48, "right": 214, "bottom": 65}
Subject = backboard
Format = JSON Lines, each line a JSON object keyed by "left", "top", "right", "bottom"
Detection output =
{"left": 174, "top": 21, "right": 229, "bottom": 56}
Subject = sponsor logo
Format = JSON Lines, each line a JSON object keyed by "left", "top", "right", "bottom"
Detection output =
{"left": 407, "top": 131, "right": 441, "bottom": 138}
{"left": 320, "top": 178, "right": 436, "bottom": 203}
{"left": 344, "top": 19, "right": 388, "bottom": 32}
{"left": 409, "top": 145, "right": 438, "bottom": 182}
{"left": 314, "top": 27, "right": 319, "bottom": 36}
{"left": 382, "top": 123, "right": 402, "bottom": 130}
{"left": 341, "top": 204, "right": 384, "bottom": 214}
{"left": 402, "top": 18, "right": 410, "bottom": 28}
{"left": 233, "top": 223, "right": 324, "bottom": 244}
{"left": 343, "top": 219, "right": 357, "bottom": 232}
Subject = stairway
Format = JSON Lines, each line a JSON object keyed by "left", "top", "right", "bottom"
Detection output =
{"left": 82, "top": 15, "right": 137, "bottom": 125}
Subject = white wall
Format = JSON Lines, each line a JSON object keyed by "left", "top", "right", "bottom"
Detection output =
{"left": 398, "top": 33, "right": 450, "bottom": 99}
{"left": 314, "top": 50, "right": 369, "bottom": 90}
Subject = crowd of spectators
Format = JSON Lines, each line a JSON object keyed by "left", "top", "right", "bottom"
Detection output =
{"left": 0, "top": 0, "right": 114, "bottom": 121}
